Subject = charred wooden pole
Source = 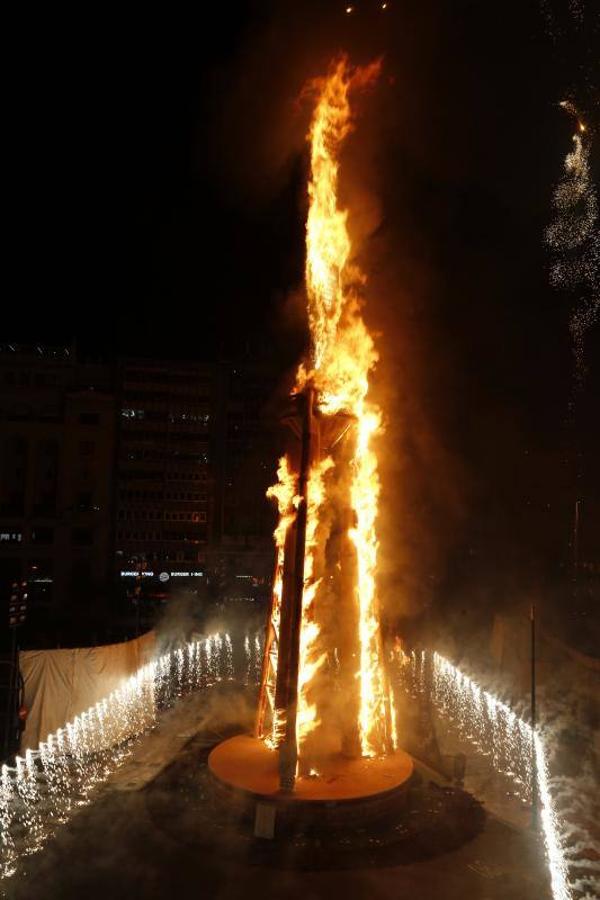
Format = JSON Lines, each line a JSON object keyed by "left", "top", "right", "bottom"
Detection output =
{"left": 276, "top": 387, "right": 315, "bottom": 792}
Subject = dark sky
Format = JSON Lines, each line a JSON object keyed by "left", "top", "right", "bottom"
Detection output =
{"left": 6, "top": 1, "right": 597, "bottom": 356}
{"left": 5, "top": 0, "right": 599, "bottom": 614}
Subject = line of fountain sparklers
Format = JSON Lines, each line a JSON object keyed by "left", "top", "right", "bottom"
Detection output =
{"left": 3, "top": 631, "right": 590, "bottom": 900}
{"left": 395, "top": 649, "right": 576, "bottom": 900}
{"left": 0, "top": 631, "right": 261, "bottom": 881}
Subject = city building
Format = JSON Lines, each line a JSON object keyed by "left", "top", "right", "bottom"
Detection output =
{"left": 115, "top": 356, "right": 280, "bottom": 609}
{"left": 115, "top": 357, "right": 213, "bottom": 604}
{"left": 0, "top": 344, "right": 117, "bottom": 621}
{"left": 211, "top": 359, "right": 280, "bottom": 604}
{"left": 0, "top": 345, "right": 283, "bottom": 632}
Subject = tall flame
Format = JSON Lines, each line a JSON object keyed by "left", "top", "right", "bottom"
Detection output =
{"left": 298, "top": 55, "right": 389, "bottom": 757}
{"left": 262, "top": 55, "right": 390, "bottom": 764}
{"left": 298, "top": 55, "right": 381, "bottom": 416}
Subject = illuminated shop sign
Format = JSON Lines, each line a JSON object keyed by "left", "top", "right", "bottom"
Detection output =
{"left": 119, "top": 570, "right": 203, "bottom": 579}
{"left": 120, "top": 570, "right": 155, "bottom": 578}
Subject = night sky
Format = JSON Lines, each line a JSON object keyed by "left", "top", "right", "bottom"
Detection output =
{"left": 5, "top": 1, "right": 599, "bottom": 626}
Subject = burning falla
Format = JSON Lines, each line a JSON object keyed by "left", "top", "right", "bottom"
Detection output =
{"left": 259, "top": 56, "right": 393, "bottom": 772}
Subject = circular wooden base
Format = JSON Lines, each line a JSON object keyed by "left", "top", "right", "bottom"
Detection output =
{"left": 208, "top": 734, "right": 414, "bottom": 805}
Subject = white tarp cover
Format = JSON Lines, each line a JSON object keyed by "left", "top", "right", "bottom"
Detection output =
{"left": 19, "top": 631, "right": 155, "bottom": 752}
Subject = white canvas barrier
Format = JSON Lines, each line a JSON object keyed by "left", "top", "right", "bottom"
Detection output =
{"left": 18, "top": 631, "right": 156, "bottom": 752}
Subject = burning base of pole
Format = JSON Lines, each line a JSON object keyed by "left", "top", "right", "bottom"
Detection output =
{"left": 208, "top": 735, "right": 414, "bottom": 826}
{"left": 206, "top": 382, "right": 413, "bottom": 828}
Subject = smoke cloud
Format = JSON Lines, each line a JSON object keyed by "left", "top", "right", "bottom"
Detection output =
{"left": 194, "top": 0, "right": 598, "bottom": 648}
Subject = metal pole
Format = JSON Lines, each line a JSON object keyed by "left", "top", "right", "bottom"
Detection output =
{"left": 530, "top": 602, "right": 537, "bottom": 828}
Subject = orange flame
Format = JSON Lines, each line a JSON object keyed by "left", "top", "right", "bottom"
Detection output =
{"left": 264, "top": 456, "right": 298, "bottom": 747}
{"left": 297, "top": 56, "right": 390, "bottom": 757}
{"left": 262, "top": 56, "right": 392, "bottom": 765}
{"left": 296, "top": 456, "right": 333, "bottom": 748}
{"left": 298, "top": 55, "right": 381, "bottom": 416}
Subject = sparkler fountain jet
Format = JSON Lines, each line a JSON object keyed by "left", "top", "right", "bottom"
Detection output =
{"left": 209, "top": 56, "right": 412, "bottom": 805}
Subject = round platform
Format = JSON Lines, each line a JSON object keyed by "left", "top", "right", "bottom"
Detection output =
{"left": 208, "top": 734, "right": 414, "bottom": 804}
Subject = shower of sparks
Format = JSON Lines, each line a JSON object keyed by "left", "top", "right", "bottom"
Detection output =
{"left": 394, "top": 650, "right": 586, "bottom": 900}
{"left": 0, "top": 632, "right": 252, "bottom": 881}
{"left": 431, "top": 652, "right": 532, "bottom": 796}
{"left": 545, "top": 101, "right": 599, "bottom": 386}
{"left": 539, "top": 0, "right": 587, "bottom": 42}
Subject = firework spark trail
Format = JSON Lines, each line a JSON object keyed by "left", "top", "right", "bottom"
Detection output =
{"left": 0, "top": 632, "right": 244, "bottom": 881}
{"left": 545, "top": 102, "right": 599, "bottom": 386}
{"left": 396, "top": 650, "right": 593, "bottom": 900}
